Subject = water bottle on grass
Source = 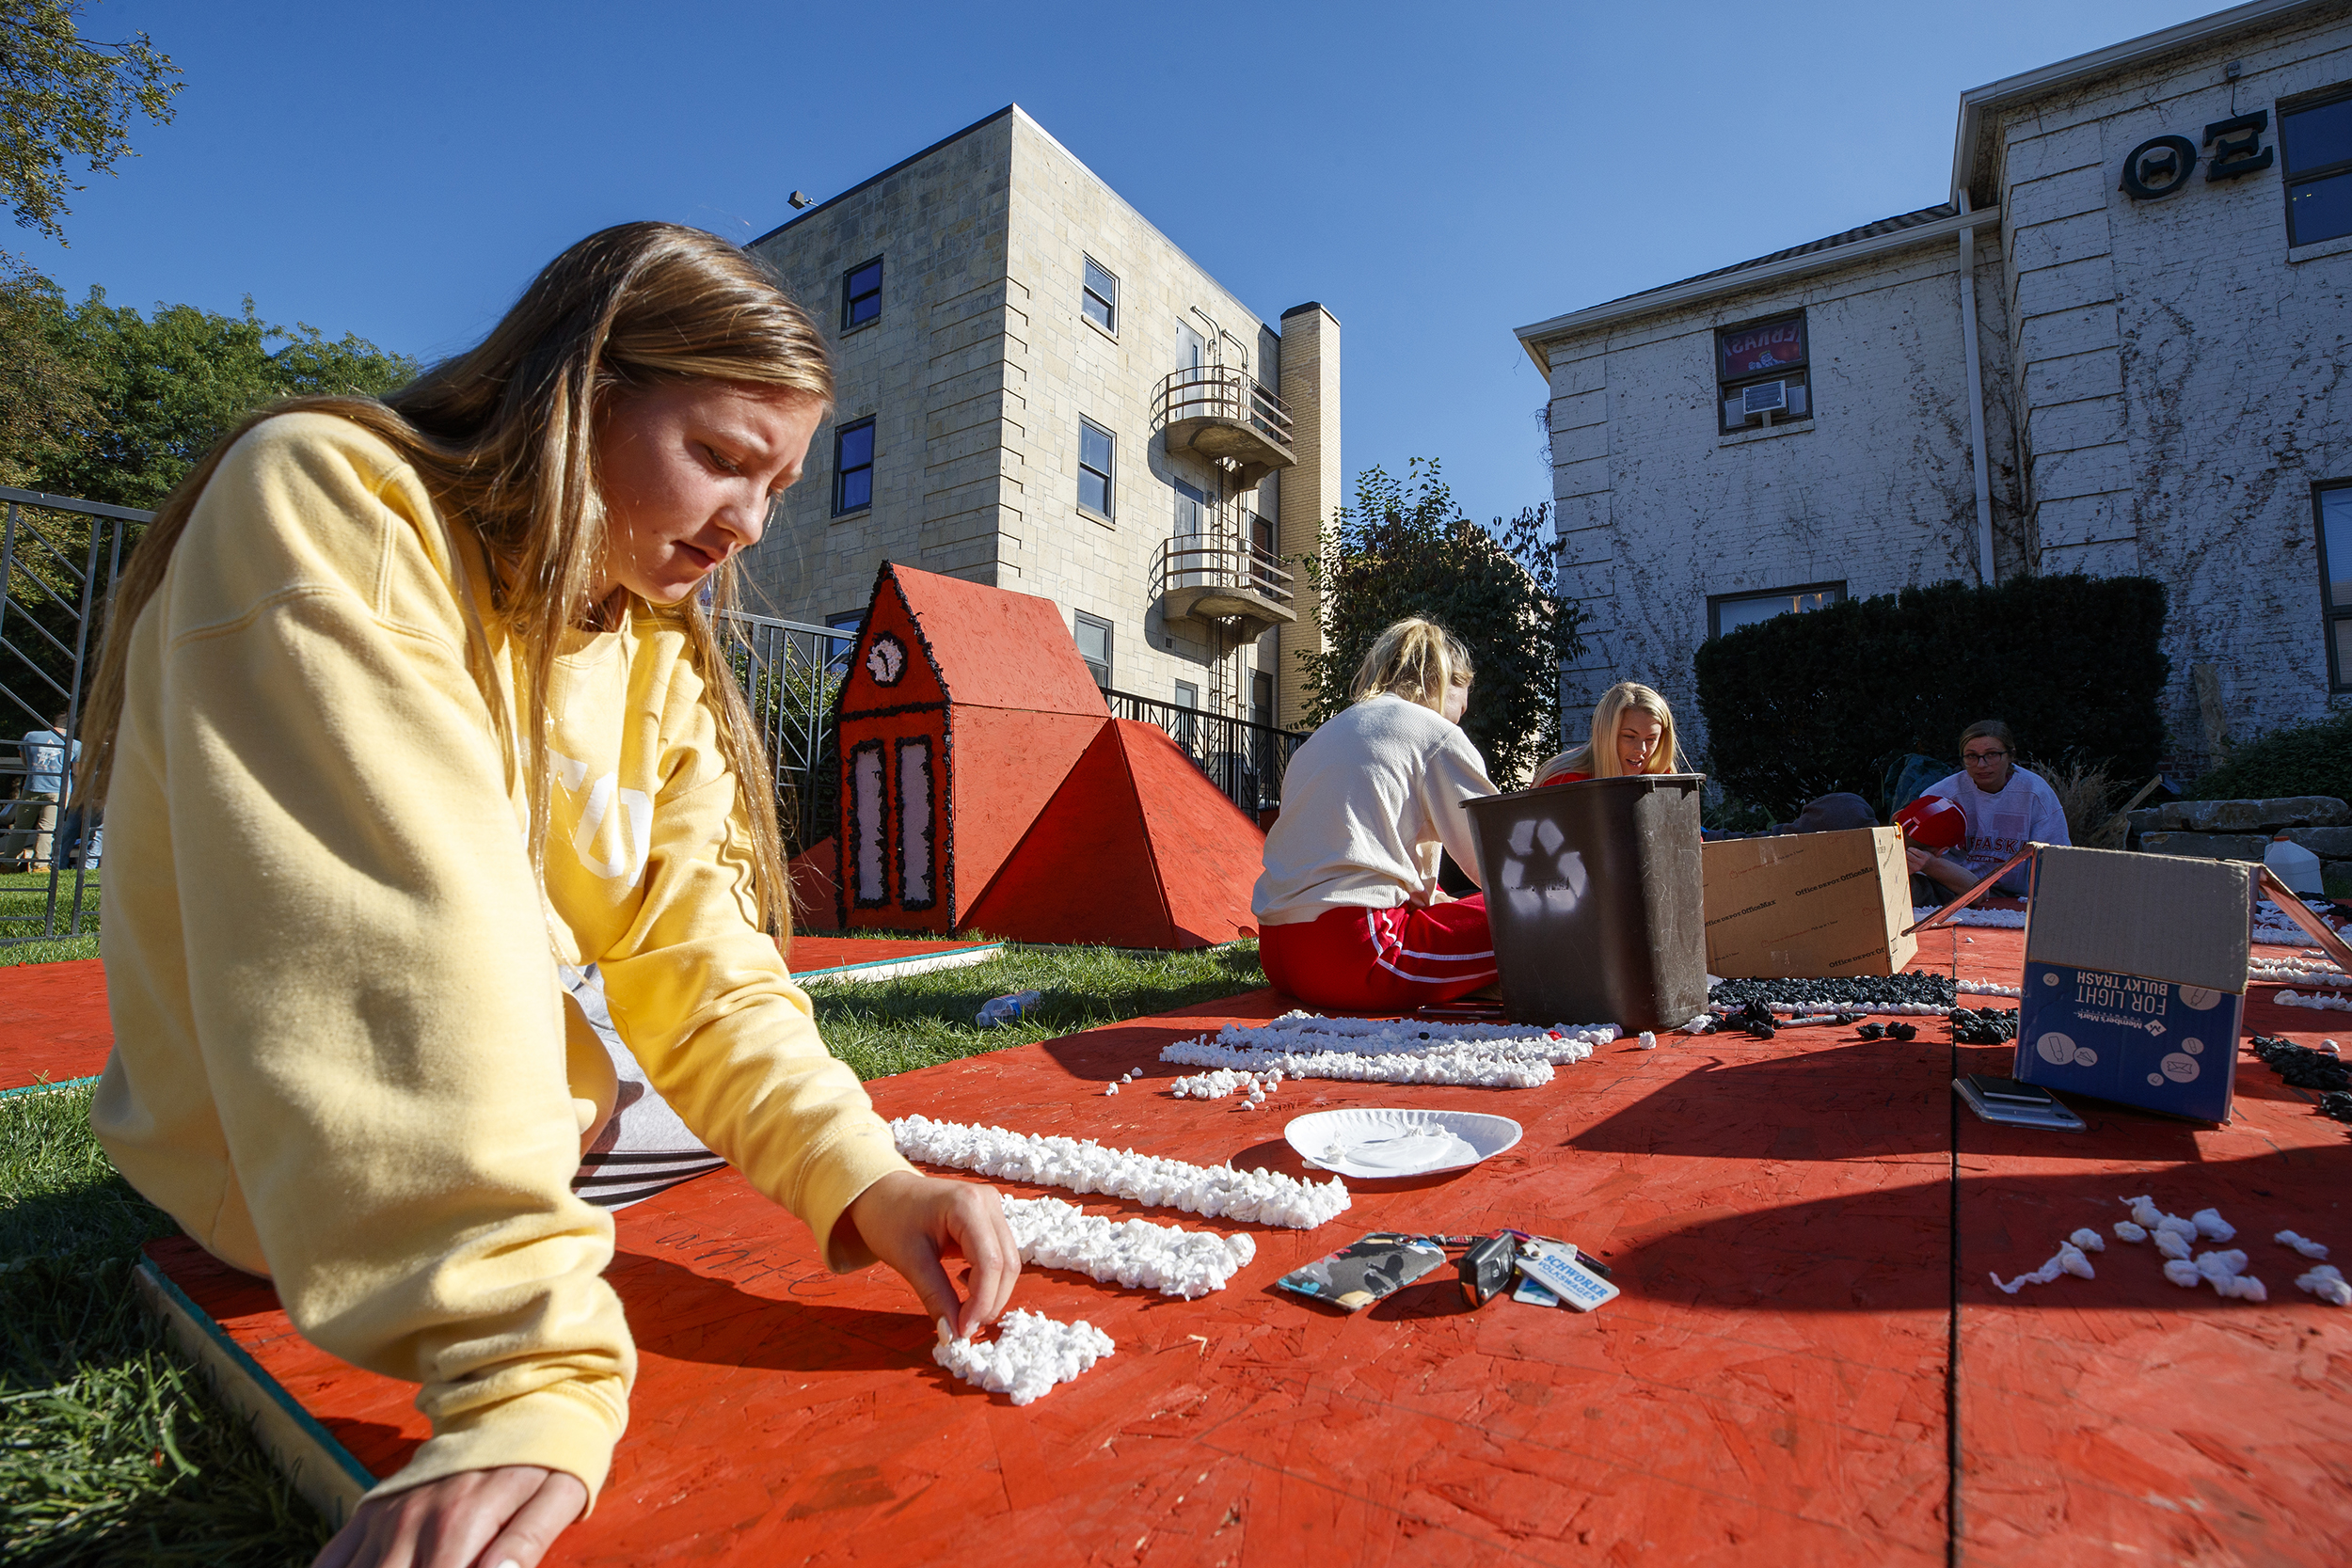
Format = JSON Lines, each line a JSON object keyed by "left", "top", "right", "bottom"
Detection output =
{"left": 975, "top": 990, "right": 1043, "bottom": 1028}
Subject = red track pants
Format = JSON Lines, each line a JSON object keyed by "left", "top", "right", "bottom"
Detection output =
{"left": 1258, "top": 895, "right": 1497, "bottom": 1012}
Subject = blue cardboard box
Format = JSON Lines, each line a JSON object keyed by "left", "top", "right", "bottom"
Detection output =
{"left": 2013, "top": 847, "right": 2249, "bottom": 1122}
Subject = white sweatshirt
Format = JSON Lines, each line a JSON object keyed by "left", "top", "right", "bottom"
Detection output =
{"left": 1252, "top": 693, "right": 1497, "bottom": 927}
{"left": 1925, "top": 767, "right": 2071, "bottom": 891}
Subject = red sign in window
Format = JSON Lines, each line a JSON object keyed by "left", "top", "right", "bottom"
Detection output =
{"left": 1720, "top": 318, "right": 1805, "bottom": 381}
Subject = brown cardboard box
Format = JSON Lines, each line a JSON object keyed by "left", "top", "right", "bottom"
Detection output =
{"left": 1703, "top": 826, "right": 1916, "bottom": 977}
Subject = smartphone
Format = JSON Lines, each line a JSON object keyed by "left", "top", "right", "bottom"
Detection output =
{"left": 1963, "top": 1074, "right": 2058, "bottom": 1107}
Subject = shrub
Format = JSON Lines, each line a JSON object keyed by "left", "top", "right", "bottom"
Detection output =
{"left": 1692, "top": 574, "right": 2169, "bottom": 817}
{"left": 2187, "top": 707, "right": 2352, "bottom": 801}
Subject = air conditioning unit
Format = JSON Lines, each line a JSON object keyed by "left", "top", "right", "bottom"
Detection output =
{"left": 1741, "top": 380, "right": 1788, "bottom": 415}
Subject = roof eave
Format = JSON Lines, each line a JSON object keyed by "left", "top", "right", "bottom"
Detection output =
{"left": 1514, "top": 203, "right": 2001, "bottom": 375}
{"left": 1947, "top": 0, "right": 2327, "bottom": 202}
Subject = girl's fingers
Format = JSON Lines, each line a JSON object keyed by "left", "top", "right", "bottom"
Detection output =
{"left": 467, "top": 1471, "right": 587, "bottom": 1568}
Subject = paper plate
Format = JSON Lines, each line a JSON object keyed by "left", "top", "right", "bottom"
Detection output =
{"left": 1283, "top": 1107, "right": 1523, "bottom": 1180}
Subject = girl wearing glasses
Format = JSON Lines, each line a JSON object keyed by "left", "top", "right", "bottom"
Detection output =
{"left": 1909, "top": 719, "right": 2070, "bottom": 896}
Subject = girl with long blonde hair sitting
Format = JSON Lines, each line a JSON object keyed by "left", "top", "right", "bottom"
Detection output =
{"left": 78, "top": 224, "right": 1019, "bottom": 1568}
{"left": 1534, "top": 680, "right": 1688, "bottom": 785}
{"left": 1252, "top": 618, "right": 1499, "bottom": 1010}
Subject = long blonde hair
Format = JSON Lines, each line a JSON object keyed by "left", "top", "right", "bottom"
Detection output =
{"left": 75, "top": 222, "right": 832, "bottom": 935}
{"left": 1545, "top": 681, "right": 1686, "bottom": 780}
{"left": 1349, "top": 617, "right": 1473, "bottom": 714}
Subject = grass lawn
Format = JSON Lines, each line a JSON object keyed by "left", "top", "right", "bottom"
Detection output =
{"left": 0, "top": 936, "right": 1265, "bottom": 1563}
{"left": 1, "top": 869, "right": 103, "bottom": 967}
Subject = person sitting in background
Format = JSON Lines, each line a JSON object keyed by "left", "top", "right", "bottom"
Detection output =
{"left": 1533, "top": 681, "right": 1687, "bottom": 785}
{"left": 1252, "top": 618, "right": 1499, "bottom": 1010}
{"left": 1909, "top": 719, "right": 2070, "bottom": 896}
{"left": 8, "top": 709, "right": 77, "bottom": 872}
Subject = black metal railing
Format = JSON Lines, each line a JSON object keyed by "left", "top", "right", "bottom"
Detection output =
{"left": 719, "top": 610, "right": 855, "bottom": 856}
{"left": 1154, "top": 365, "right": 1295, "bottom": 457}
{"left": 1155, "top": 529, "right": 1296, "bottom": 610}
{"left": 1103, "top": 687, "right": 1305, "bottom": 814}
{"left": 1, "top": 486, "right": 151, "bottom": 946}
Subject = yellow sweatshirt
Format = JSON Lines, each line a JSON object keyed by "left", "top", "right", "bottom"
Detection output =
{"left": 92, "top": 411, "right": 915, "bottom": 1505}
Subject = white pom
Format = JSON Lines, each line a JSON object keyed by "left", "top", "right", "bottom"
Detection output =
{"left": 2214, "top": 1274, "right": 2268, "bottom": 1303}
{"left": 1000, "top": 1196, "right": 1250, "bottom": 1299}
{"left": 2155, "top": 1230, "right": 2193, "bottom": 1261}
{"left": 2194, "top": 1249, "right": 2249, "bottom": 1281}
{"left": 2114, "top": 1221, "right": 2149, "bottom": 1243}
{"left": 2069, "top": 1227, "right": 2106, "bottom": 1253}
{"left": 2296, "top": 1265, "right": 2352, "bottom": 1306}
{"left": 2163, "top": 1259, "right": 2204, "bottom": 1288}
{"left": 933, "top": 1308, "right": 1114, "bottom": 1404}
{"left": 2058, "top": 1243, "right": 2095, "bottom": 1280}
{"left": 2155, "top": 1213, "right": 2198, "bottom": 1239}
{"left": 2276, "top": 1229, "right": 2329, "bottom": 1259}
{"left": 1104, "top": 1085, "right": 1118, "bottom": 1095}
{"left": 891, "top": 1115, "right": 1350, "bottom": 1229}
{"left": 2191, "top": 1208, "right": 2235, "bottom": 1243}
{"left": 1637, "top": 1031, "right": 1658, "bottom": 1051}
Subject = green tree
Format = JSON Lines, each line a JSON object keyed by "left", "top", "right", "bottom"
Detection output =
{"left": 1300, "top": 459, "right": 1581, "bottom": 786}
{"left": 33, "top": 289, "right": 419, "bottom": 508}
{"left": 0, "top": 248, "right": 92, "bottom": 485}
{"left": 0, "top": 0, "right": 179, "bottom": 242}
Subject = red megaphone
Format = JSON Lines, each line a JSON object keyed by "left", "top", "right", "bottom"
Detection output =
{"left": 1895, "top": 794, "right": 1966, "bottom": 852}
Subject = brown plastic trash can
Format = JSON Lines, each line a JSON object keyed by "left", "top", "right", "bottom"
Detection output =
{"left": 1464, "top": 775, "right": 1708, "bottom": 1034}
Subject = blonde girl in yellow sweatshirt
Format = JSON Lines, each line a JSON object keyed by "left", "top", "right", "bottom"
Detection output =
{"left": 75, "top": 223, "right": 1021, "bottom": 1568}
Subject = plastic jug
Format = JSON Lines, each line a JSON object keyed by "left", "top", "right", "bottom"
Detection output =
{"left": 2265, "top": 833, "right": 2324, "bottom": 896}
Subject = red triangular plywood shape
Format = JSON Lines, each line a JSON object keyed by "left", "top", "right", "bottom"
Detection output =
{"left": 962, "top": 720, "right": 1263, "bottom": 949}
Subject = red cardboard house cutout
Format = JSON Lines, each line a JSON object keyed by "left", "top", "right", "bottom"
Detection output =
{"left": 829, "top": 564, "right": 1263, "bottom": 947}
{"left": 963, "top": 720, "right": 1266, "bottom": 948}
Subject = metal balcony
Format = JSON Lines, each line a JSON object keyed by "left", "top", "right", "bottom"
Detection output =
{"left": 1155, "top": 366, "right": 1295, "bottom": 488}
{"left": 1154, "top": 530, "right": 1297, "bottom": 642}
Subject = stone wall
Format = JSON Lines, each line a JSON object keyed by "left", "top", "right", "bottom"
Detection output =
{"left": 1983, "top": 10, "right": 2352, "bottom": 772}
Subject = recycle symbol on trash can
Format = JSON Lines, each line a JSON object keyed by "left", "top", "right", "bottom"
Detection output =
{"left": 1500, "top": 816, "right": 1587, "bottom": 917}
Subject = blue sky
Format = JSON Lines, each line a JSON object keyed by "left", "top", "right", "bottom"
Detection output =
{"left": 28, "top": 0, "right": 2218, "bottom": 530}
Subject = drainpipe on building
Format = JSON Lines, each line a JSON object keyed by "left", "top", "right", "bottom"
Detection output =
{"left": 1957, "top": 193, "right": 1996, "bottom": 585}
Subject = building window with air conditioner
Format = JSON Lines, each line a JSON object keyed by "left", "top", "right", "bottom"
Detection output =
{"left": 1716, "top": 311, "right": 1810, "bottom": 435}
{"left": 2281, "top": 84, "right": 2352, "bottom": 247}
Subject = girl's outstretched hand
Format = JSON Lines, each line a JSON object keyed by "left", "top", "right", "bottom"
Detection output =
{"left": 310, "top": 1465, "right": 586, "bottom": 1568}
{"left": 843, "top": 1170, "right": 1021, "bottom": 1337}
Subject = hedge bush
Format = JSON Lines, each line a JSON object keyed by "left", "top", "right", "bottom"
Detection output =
{"left": 2187, "top": 707, "right": 2352, "bottom": 801}
{"left": 1692, "top": 574, "right": 2169, "bottom": 817}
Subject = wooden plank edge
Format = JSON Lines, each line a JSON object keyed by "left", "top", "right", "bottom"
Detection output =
{"left": 131, "top": 1257, "right": 374, "bottom": 1528}
{"left": 797, "top": 942, "right": 1007, "bottom": 986}
{"left": 0, "top": 1074, "right": 100, "bottom": 1100}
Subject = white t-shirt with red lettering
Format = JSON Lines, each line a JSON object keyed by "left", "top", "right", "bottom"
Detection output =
{"left": 1924, "top": 768, "right": 2071, "bottom": 892}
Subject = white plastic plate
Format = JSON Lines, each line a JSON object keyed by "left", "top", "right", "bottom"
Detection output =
{"left": 1283, "top": 1107, "right": 1523, "bottom": 1180}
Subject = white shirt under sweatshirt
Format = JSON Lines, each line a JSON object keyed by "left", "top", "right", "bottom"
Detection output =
{"left": 1925, "top": 766, "right": 2071, "bottom": 892}
{"left": 1252, "top": 693, "right": 1497, "bottom": 927}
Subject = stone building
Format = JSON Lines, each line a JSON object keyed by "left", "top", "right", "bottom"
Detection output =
{"left": 743, "top": 105, "right": 1339, "bottom": 732}
{"left": 1515, "top": 0, "right": 2352, "bottom": 774}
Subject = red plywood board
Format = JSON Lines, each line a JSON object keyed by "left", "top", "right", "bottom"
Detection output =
{"left": 151, "top": 982, "right": 1968, "bottom": 1565}
{"left": 836, "top": 567, "right": 947, "bottom": 719}
{"left": 787, "top": 836, "right": 840, "bottom": 933}
{"left": 1942, "top": 927, "right": 2352, "bottom": 1567}
{"left": 961, "top": 721, "right": 1162, "bottom": 946}
{"left": 940, "top": 706, "right": 1101, "bottom": 923}
{"left": 889, "top": 565, "right": 1106, "bottom": 718}
{"left": 1116, "top": 720, "right": 1269, "bottom": 947}
{"left": 0, "top": 956, "right": 110, "bottom": 1088}
{"left": 962, "top": 721, "right": 1262, "bottom": 950}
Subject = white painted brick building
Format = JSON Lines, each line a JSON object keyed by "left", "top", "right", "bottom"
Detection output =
{"left": 743, "top": 106, "right": 1337, "bottom": 732}
{"left": 1516, "top": 0, "right": 2352, "bottom": 775}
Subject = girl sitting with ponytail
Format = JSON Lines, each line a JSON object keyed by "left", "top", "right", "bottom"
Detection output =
{"left": 78, "top": 223, "right": 1018, "bottom": 1568}
{"left": 1251, "top": 618, "right": 1500, "bottom": 1010}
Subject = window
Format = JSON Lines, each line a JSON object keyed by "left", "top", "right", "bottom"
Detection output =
{"left": 1252, "top": 670, "right": 1274, "bottom": 730}
{"left": 1078, "top": 419, "right": 1114, "bottom": 517}
{"left": 833, "top": 419, "right": 874, "bottom": 515}
{"left": 1173, "top": 680, "right": 1199, "bottom": 707}
{"left": 1716, "top": 312, "right": 1810, "bottom": 434}
{"left": 1082, "top": 257, "right": 1118, "bottom": 333}
{"left": 1708, "top": 581, "right": 1844, "bottom": 640}
{"left": 1073, "top": 610, "right": 1113, "bottom": 689}
{"left": 2315, "top": 483, "right": 2352, "bottom": 689}
{"left": 841, "top": 258, "right": 882, "bottom": 330}
{"left": 826, "top": 610, "right": 863, "bottom": 677}
{"left": 2282, "top": 87, "right": 2352, "bottom": 246}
